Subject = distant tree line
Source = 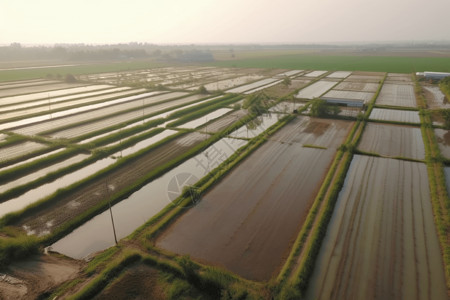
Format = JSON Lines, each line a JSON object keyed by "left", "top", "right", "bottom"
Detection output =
{"left": 0, "top": 43, "right": 214, "bottom": 62}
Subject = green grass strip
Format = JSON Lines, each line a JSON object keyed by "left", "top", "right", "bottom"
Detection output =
{"left": 416, "top": 79, "right": 450, "bottom": 291}
{"left": 302, "top": 144, "right": 327, "bottom": 150}
{"left": 67, "top": 251, "right": 141, "bottom": 300}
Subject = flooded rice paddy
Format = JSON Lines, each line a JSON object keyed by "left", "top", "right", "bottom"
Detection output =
{"left": 157, "top": 117, "right": 353, "bottom": 281}
{"left": 358, "top": 123, "right": 425, "bottom": 160}
{"left": 178, "top": 108, "right": 232, "bottom": 129}
{"left": 369, "top": 108, "right": 421, "bottom": 124}
{"left": 0, "top": 84, "right": 112, "bottom": 105}
{"left": 376, "top": 83, "right": 417, "bottom": 107}
{"left": 51, "top": 138, "right": 248, "bottom": 259}
{"left": 305, "top": 155, "right": 447, "bottom": 300}
{"left": 0, "top": 130, "right": 178, "bottom": 219}
{"left": 304, "top": 70, "right": 328, "bottom": 77}
{"left": 0, "top": 141, "right": 47, "bottom": 163}
{"left": 0, "top": 153, "right": 89, "bottom": 194}
{"left": 295, "top": 80, "right": 337, "bottom": 99}
{"left": 326, "top": 71, "right": 352, "bottom": 79}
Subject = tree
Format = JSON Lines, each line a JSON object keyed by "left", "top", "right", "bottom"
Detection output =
{"left": 243, "top": 92, "right": 271, "bottom": 115}
{"left": 310, "top": 99, "right": 329, "bottom": 117}
{"left": 441, "top": 109, "right": 450, "bottom": 129}
{"left": 198, "top": 85, "right": 208, "bottom": 94}
{"left": 310, "top": 98, "right": 341, "bottom": 117}
{"left": 64, "top": 73, "right": 77, "bottom": 83}
{"left": 282, "top": 76, "right": 291, "bottom": 87}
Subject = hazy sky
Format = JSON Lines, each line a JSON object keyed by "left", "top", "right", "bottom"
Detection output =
{"left": 1, "top": 0, "right": 449, "bottom": 45}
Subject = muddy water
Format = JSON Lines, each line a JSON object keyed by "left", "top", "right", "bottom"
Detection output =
{"left": 305, "top": 155, "right": 448, "bottom": 300}
{"left": 434, "top": 128, "right": 450, "bottom": 159}
{"left": 0, "top": 130, "right": 177, "bottom": 219}
{"left": 157, "top": 117, "right": 353, "bottom": 281}
{"left": 50, "top": 138, "right": 248, "bottom": 259}
{"left": 178, "top": 108, "right": 232, "bottom": 129}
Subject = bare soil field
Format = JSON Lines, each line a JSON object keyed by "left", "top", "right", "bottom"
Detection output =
{"left": 16, "top": 132, "right": 209, "bottom": 236}
{"left": 358, "top": 123, "right": 425, "bottom": 160}
{"left": 0, "top": 254, "right": 81, "bottom": 300}
{"left": 376, "top": 83, "right": 417, "bottom": 107}
{"left": 93, "top": 264, "right": 166, "bottom": 300}
{"left": 305, "top": 155, "right": 448, "bottom": 300}
{"left": 434, "top": 128, "right": 450, "bottom": 159}
{"left": 156, "top": 117, "right": 353, "bottom": 281}
{"left": 369, "top": 108, "right": 421, "bottom": 124}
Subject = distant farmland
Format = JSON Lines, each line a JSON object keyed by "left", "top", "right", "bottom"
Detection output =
{"left": 211, "top": 53, "right": 450, "bottom": 73}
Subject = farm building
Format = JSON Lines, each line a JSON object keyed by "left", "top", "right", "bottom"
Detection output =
{"left": 321, "top": 90, "right": 374, "bottom": 107}
{"left": 416, "top": 71, "right": 450, "bottom": 80}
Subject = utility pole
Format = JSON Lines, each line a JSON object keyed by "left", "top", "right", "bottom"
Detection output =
{"left": 106, "top": 180, "right": 118, "bottom": 245}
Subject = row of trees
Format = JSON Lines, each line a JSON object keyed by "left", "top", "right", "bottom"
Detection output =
{"left": 0, "top": 43, "right": 214, "bottom": 62}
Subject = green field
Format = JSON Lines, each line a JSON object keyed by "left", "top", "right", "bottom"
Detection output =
{"left": 2, "top": 50, "right": 450, "bottom": 83}
{"left": 0, "top": 60, "right": 168, "bottom": 82}
{"left": 209, "top": 53, "right": 450, "bottom": 73}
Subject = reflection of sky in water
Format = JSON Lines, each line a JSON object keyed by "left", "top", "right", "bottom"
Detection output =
{"left": 0, "top": 130, "right": 177, "bottom": 219}
{"left": 51, "top": 138, "right": 248, "bottom": 259}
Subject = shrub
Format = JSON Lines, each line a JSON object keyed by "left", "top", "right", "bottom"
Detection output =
{"left": 64, "top": 73, "right": 77, "bottom": 83}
